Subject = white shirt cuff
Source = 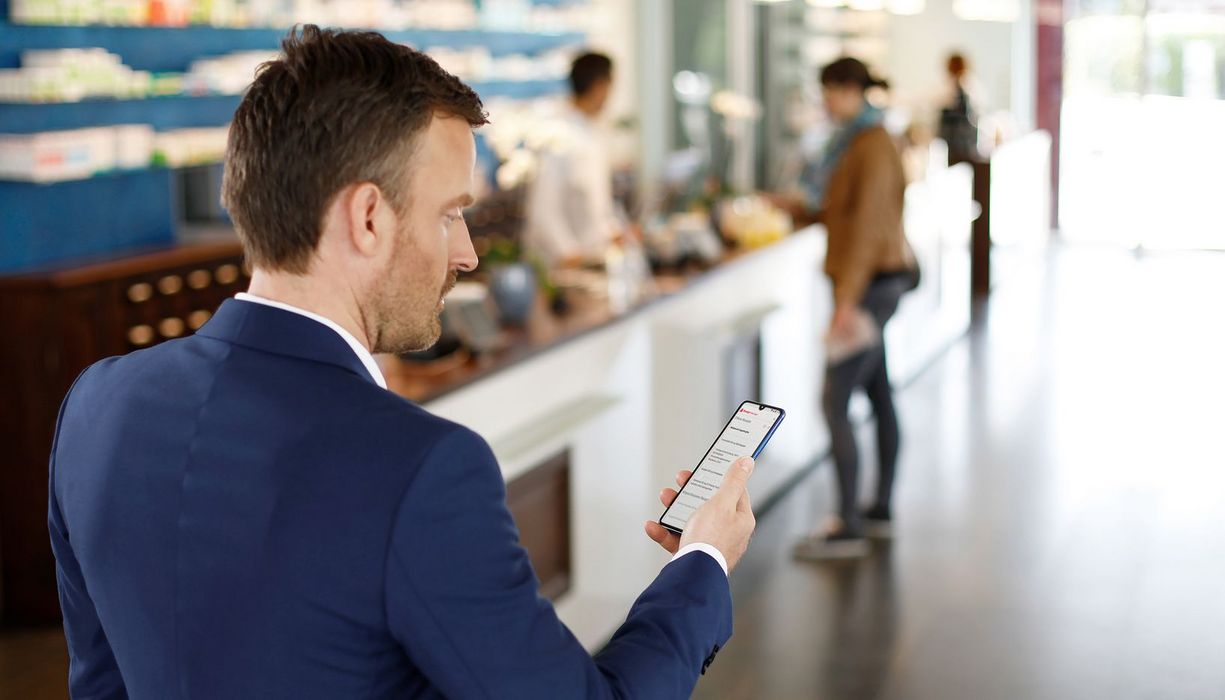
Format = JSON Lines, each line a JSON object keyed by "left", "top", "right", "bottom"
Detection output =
{"left": 671, "top": 543, "right": 729, "bottom": 578}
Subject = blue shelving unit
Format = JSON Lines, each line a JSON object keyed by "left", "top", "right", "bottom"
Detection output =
{"left": 0, "top": 3, "right": 584, "bottom": 272}
{"left": 0, "top": 94, "right": 243, "bottom": 132}
{"left": 474, "top": 77, "right": 569, "bottom": 101}
{"left": 0, "top": 168, "right": 176, "bottom": 273}
{"left": 0, "top": 79, "right": 567, "bottom": 133}
{"left": 0, "top": 23, "right": 586, "bottom": 71}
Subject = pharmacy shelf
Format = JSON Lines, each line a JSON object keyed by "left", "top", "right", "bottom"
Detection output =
{"left": 0, "top": 21, "right": 586, "bottom": 71}
{"left": 0, "top": 161, "right": 219, "bottom": 186}
{"left": 474, "top": 77, "right": 568, "bottom": 100}
{"left": 0, "top": 167, "right": 175, "bottom": 272}
{"left": 0, "top": 2, "right": 584, "bottom": 272}
{"left": 0, "top": 94, "right": 242, "bottom": 132}
{"left": 0, "top": 79, "right": 566, "bottom": 132}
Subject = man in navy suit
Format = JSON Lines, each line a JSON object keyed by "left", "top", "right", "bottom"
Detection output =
{"left": 49, "top": 26, "right": 757, "bottom": 699}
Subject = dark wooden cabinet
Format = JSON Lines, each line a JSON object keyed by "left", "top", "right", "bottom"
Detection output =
{"left": 0, "top": 239, "right": 248, "bottom": 625}
{"left": 0, "top": 238, "right": 576, "bottom": 624}
{"left": 506, "top": 450, "right": 573, "bottom": 602}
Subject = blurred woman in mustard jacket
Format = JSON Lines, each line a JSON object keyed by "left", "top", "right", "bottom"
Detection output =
{"left": 791, "top": 58, "right": 918, "bottom": 560}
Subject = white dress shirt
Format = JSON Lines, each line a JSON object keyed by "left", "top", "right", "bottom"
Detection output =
{"left": 523, "top": 104, "right": 621, "bottom": 266}
{"left": 232, "top": 293, "right": 725, "bottom": 577}
{"left": 673, "top": 543, "right": 728, "bottom": 577}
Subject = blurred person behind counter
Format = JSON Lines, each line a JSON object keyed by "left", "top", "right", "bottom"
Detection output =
{"left": 938, "top": 52, "right": 982, "bottom": 164}
{"left": 774, "top": 57, "right": 919, "bottom": 560}
{"left": 523, "top": 51, "right": 631, "bottom": 268}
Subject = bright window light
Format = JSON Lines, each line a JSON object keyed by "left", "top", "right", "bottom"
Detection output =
{"left": 887, "top": 0, "right": 925, "bottom": 14}
{"left": 952, "top": 0, "right": 1019, "bottom": 21}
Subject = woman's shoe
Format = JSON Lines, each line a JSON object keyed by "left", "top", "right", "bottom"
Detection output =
{"left": 793, "top": 518, "right": 870, "bottom": 561}
{"left": 861, "top": 505, "right": 893, "bottom": 539}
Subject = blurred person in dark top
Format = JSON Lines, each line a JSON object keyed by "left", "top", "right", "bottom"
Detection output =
{"left": 938, "top": 52, "right": 981, "bottom": 164}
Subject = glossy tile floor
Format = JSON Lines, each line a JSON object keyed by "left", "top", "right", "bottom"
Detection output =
{"left": 3, "top": 245, "right": 1223, "bottom": 699}
{"left": 694, "top": 245, "right": 1225, "bottom": 700}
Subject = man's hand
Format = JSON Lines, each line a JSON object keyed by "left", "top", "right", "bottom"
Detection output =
{"left": 613, "top": 224, "right": 643, "bottom": 247}
{"left": 644, "top": 457, "right": 757, "bottom": 573}
{"left": 644, "top": 469, "right": 693, "bottom": 555}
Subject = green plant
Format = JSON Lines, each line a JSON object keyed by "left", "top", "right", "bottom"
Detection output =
{"left": 477, "top": 235, "right": 521, "bottom": 267}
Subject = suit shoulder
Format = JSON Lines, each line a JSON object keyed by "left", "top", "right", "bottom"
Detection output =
{"left": 67, "top": 335, "right": 180, "bottom": 388}
{"left": 366, "top": 391, "right": 487, "bottom": 450}
{"left": 78, "top": 334, "right": 223, "bottom": 376}
{"left": 338, "top": 382, "right": 489, "bottom": 455}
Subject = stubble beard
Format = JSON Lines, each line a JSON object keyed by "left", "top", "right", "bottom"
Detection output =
{"left": 368, "top": 247, "right": 459, "bottom": 356}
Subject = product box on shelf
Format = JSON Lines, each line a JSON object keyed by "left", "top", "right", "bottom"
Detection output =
{"left": 0, "top": 123, "right": 158, "bottom": 182}
{"left": 152, "top": 125, "right": 228, "bottom": 167}
{"left": 0, "top": 48, "right": 155, "bottom": 103}
{"left": 0, "top": 127, "right": 113, "bottom": 182}
{"left": 113, "top": 123, "right": 156, "bottom": 168}
{"left": 7, "top": 0, "right": 487, "bottom": 29}
{"left": 10, "top": 0, "right": 156, "bottom": 25}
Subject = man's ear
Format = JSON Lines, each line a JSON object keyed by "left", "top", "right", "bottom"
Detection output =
{"left": 346, "top": 182, "right": 386, "bottom": 258}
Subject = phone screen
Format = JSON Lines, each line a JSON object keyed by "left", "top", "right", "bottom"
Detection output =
{"left": 660, "top": 401, "right": 785, "bottom": 533}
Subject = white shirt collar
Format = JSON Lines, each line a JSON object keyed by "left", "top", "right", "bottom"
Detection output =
{"left": 234, "top": 292, "right": 387, "bottom": 389}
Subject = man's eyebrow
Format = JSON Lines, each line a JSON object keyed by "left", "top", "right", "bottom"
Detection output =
{"left": 443, "top": 193, "right": 476, "bottom": 209}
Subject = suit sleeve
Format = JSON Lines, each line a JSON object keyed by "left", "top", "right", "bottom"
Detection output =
{"left": 385, "top": 426, "right": 733, "bottom": 700}
{"left": 48, "top": 378, "right": 128, "bottom": 700}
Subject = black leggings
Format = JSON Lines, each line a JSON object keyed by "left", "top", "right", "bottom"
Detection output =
{"left": 823, "top": 275, "right": 909, "bottom": 533}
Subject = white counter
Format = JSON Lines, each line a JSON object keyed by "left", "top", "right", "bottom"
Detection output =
{"left": 423, "top": 169, "right": 972, "bottom": 649}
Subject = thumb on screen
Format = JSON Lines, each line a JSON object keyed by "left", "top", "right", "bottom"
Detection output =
{"left": 718, "top": 456, "right": 754, "bottom": 496}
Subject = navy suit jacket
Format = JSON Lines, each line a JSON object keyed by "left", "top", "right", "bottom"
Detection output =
{"left": 49, "top": 299, "right": 732, "bottom": 699}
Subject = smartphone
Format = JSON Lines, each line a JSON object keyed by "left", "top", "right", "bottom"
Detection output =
{"left": 659, "top": 401, "right": 786, "bottom": 535}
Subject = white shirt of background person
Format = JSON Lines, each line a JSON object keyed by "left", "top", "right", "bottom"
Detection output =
{"left": 524, "top": 104, "right": 622, "bottom": 266}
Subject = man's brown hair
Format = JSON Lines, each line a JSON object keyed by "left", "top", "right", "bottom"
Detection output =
{"left": 222, "top": 25, "right": 488, "bottom": 273}
{"left": 569, "top": 51, "right": 613, "bottom": 97}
